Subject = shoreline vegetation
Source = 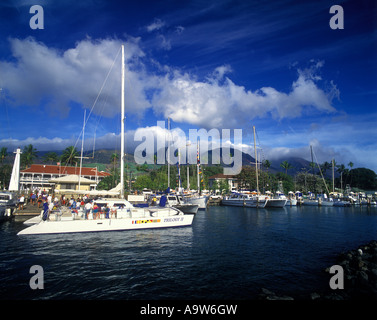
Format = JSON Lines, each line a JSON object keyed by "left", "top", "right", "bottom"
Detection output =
{"left": 1, "top": 145, "right": 376, "bottom": 194}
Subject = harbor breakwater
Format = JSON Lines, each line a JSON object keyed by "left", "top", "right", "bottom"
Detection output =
{"left": 258, "top": 240, "right": 377, "bottom": 300}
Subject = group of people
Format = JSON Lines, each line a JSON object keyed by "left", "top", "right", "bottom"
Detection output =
{"left": 19, "top": 189, "right": 121, "bottom": 221}
{"left": 40, "top": 194, "right": 118, "bottom": 221}
{"left": 71, "top": 200, "right": 118, "bottom": 220}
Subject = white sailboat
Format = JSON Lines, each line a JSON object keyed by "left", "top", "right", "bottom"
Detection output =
{"left": 221, "top": 192, "right": 267, "bottom": 208}
{"left": 222, "top": 126, "right": 268, "bottom": 208}
{"left": 182, "top": 142, "right": 208, "bottom": 209}
{"left": 18, "top": 45, "right": 194, "bottom": 235}
{"left": 1, "top": 148, "right": 22, "bottom": 221}
{"left": 285, "top": 191, "right": 298, "bottom": 206}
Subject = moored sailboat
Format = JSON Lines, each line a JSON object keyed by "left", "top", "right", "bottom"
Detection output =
{"left": 17, "top": 45, "right": 194, "bottom": 235}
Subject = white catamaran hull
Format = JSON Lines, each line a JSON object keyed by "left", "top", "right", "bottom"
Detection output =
{"left": 18, "top": 212, "right": 194, "bottom": 235}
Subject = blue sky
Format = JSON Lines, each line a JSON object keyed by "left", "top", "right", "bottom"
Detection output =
{"left": 0, "top": 0, "right": 376, "bottom": 172}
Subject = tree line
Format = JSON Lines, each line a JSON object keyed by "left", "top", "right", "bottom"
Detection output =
{"left": 1, "top": 145, "right": 376, "bottom": 192}
{"left": 236, "top": 159, "right": 377, "bottom": 194}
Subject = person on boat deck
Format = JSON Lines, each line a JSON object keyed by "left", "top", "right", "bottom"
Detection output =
{"left": 79, "top": 198, "right": 84, "bottom": 210}
{"left": 48, "top": 200, "right": 54, "bottom": 213}
{"left": 92, "top": 202, "right": 99, "bottom": 219}
{"left": 69, "top": 199, "right": 76, "bottom": 210}
{"left": 110, "top": 204, "right": 117, "bottom": 219}
{"left": 84, "top": 201, "right": 91, "bottom": 219}
{"left": 42, "top": 200, "right": 49, "bottom": 221}
{"left": 103, "top": 203, "right": 110, "bottom": 219}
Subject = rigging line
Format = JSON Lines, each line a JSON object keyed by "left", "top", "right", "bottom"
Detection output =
{"left": 311, "top": 147, "right": 331, "bottom": 195}
{"left": 254, "top": 127, "right": 266, "bottom": 164}
{"left": 88, "top": 63, "right": 117, "bottom": 158}
{"left": 61, "top": 45, "right": 122, "bottom": 172}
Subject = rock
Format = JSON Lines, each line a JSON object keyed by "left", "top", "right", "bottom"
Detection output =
{"left": 370, "top": 268, "right": 377, "bottom": 280}
{"left": 260, "top": 288, "right": 275, "bottom": 296}
{"left": 258, "top": 288, "right": 294, "bottom": 300}
{"left": 323, "top": 292, "right": 345, "bottom": 300}
{"left": 310, "top": 292, "right": 321, "bottom": 300}
{"left": 357, "top": 270, "right": 369, "bottom": 287}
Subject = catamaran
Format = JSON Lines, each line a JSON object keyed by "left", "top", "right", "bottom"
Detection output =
{"left": 17, "top": 45, "right": 194, "bottom": 235}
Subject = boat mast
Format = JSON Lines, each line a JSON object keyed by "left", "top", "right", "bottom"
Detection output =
{"left": 332, "top": 158, "right": 335, "bottom": 193}
{"left": 167, "top": 117, "right": 170, "bottom": 189}
{"left": 120, "top": 44, "right": 125, "bottom": 199}
{"left": 178, "top": 148, "right": 181, "bottom": 190}
{"left": 253, "top": 126, "right": 259, "bottom": 194}
{"left": 197, "top": 140, "right": 200, "bottom": 194}
{"left": 78, "top": 109, "right": 86, "bottom": 190}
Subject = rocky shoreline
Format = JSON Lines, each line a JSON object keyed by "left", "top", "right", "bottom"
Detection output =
{"left": 258, "top": 240, "right": 377, "bottom": 300}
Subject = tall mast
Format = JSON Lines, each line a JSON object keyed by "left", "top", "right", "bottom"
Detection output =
{"left": 120, "top": 44, "right": 125, "bottom": 199}
{"left": 332, "top": 158, "right": 335, "bottom": 193}
{"left": 178, "top": 148, "right": 181, "bottom": 190}
{"left": 253, "top": 126, "right": 259, "bottom": 194}
{"left": 78, "top": 109, "right": 86, "bottom": 190}
{"left": 167, "top": 117, "right": 170, "bottom": 189}
{"left": 197, "top": 141, "right": 200, "bottom": 193}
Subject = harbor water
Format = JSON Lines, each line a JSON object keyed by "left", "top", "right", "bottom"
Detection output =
{"left": 1, "top": 205, "right": 377, "bottom": 300}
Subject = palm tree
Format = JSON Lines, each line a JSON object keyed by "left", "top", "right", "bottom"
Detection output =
{"left": 263, "top": 159, "right": 271, "bottom": 172}
{"left": 348, "top": 161, "right": 354, "bottom": 187}
{"left": 42, "top": 152, "right": 59, "bottom": 164}
{"left": 21, "top": 144, "right": 38, "bottom": 168}
{"left": 110, "top": 152, "right": 119, "bottom": 186}
{"left": 336, "top": 163, "right": 346, "bottom": 190}
{"left": 61, "top": 146, "right": 79, "bottom": 166}
{"left": 309, "top": 161, "right": 316, "bottom": 174}
{"left": 336, "top": 163, "right": 345, "bottom": 175}
{"left": 321, "top": 161, "right": 331, "bottom": 177}
{"left": 280, "top": 161, "right": 292, "bottom": 175}
{"left": 0, "top": 147, "right": 7, "bottom": 165}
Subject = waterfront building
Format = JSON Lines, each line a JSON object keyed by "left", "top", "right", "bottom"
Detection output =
{"left": 20, "top": 164, "right": 110, "bottom": 191}
{"left": 208, "top": 173, "right": 239, "bottom": 192}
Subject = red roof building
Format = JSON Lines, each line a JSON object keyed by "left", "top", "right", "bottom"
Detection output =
{"left": 20, "top": 164, "right": 110, "bottom": 191}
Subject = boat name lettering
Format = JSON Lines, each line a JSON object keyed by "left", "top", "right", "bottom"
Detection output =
{"left": 163, "top": 217, "right": 184, "bottom": 223}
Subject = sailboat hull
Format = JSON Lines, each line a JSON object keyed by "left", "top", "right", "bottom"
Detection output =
{"left": 18, "top": 213, "right": 194, "bottom": 235}
{"left": 185, "top": 196, "right": 208, "bottom": 209}
{"left": 264, "top": 199, "right": 287, "bottom": 208}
